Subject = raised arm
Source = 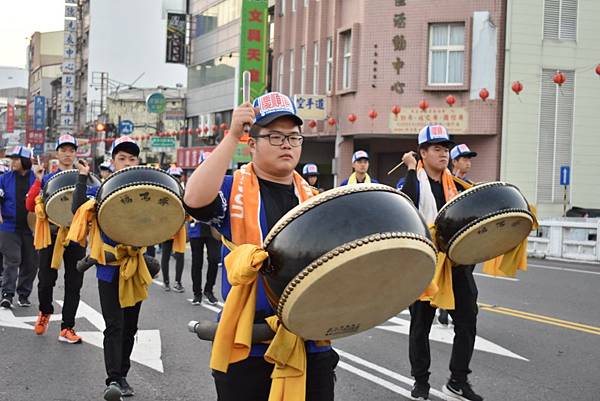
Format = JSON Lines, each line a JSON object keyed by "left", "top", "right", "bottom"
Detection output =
{"left": 72, "top": 160, "right": 91, "bottom": 213}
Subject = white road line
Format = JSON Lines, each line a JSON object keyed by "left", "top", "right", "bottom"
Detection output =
{"left": 153, "top": 279, "right": 165, "bottom": 286}
{"left": 337, "top": 362, "right": 417, "bottom": 399}
{"left": 473, "top": 272, "right": 519, "bottom": 282}
{"left": 528, "top": 264, "right": 600, "bottom": 276}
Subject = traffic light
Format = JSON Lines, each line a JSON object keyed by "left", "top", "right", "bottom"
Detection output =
{"left": 95, "top": 122, "right": 106, "bottom": 132}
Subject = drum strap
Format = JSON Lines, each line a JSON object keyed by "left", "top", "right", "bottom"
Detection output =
{"left": 34, "top": 195, "right": 70, "bottom": 270}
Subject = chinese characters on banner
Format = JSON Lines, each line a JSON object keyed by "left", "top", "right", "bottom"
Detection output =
{"left": 293, "top": 95, "right": 327, "bottom": 121}
{"left": 27, "top": 96, "right": 46, "bottom": 144}
{"left": 176, "top": 146, "right": 216, "bottom": 169}
{"left": 166, "top": 13, "right": 186, "bottom": 64}
{"left": 389, "top": 107, "right": 469, "bottom": 134}
{"left": 6, "top": 104, "right": 14, "bottom": 133}
{"left": 391, "top": 0, "right": 407, "bottom": 95}
{"left": 61, "top": 0, "right": 78, "bottom": 136}
{"left": 238, "top": 0, "right": 269, "bottom": 103}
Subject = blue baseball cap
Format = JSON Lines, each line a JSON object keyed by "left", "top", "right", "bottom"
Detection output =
{"left": 450, "top": 144, "right": 478, "bottom": 160}
{"left": 252, "top": 92, "right": 303, "bottom": 127}
{"left": 352, "top": 150, "right": 369, "bottom": 163}
{"left": 302, "top": 163, "right": 319, "bottom": 176}
{"left": 111, "top": 136, "right": 140, "bottom": 157}
{"left": 99, "top": 160, "right": 113, "bottom": 171}
{"left": 168, "top": 166, "right": 183, "bottom": 177}
{"left": 417, "top": 124, "right": 454, "bottom": 147}
{"left": 56, "top": 134, "right": 78, "bottom": 150}
{"left": 7, "top": 145, "right": 33, "bottom": 159}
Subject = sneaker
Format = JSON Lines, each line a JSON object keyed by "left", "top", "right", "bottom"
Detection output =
{"left": 172, "top": 282, "right": 184, "bottom": 293}
{"left": 411, "top": 381, "right": 430, "bottom": 400}
{"left": 17, "top": 296, "right": 31, "bottom": 307}
{"left": 104, "top": 381, "right": 123, "bottom": 401}
{"left": 0, "top": 296, "right": 12, "bottom": 309}
{"left": 118, "top": 378, "right": 135, "bottom": 397}
{"left": 203, "top": 290, "right": 218, "bottom": 305}
{"left": 442, "top": 380, "right": 484, "bottom": 401}
{"left": 34, "top": 312, "right": 51, "bottom": 335}
{"left": 163, "top": 283, "right": 171, "bottom": 292}
{"left": 191, "top": 295, "right": 202, "bottom": 305}
{"left": 58, "top": 327, "right": 82, "bottom": 344}
{"left": 438, "top": 309, "right": 449, "bottom": 325}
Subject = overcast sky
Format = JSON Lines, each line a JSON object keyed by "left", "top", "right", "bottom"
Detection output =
{"left": 0, "top": 0, "right": 65, "bottom": 68}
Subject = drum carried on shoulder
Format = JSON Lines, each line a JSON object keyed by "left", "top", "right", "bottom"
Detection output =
{"left": 95, "top": 166, "right": 185, "bottom": 247}
{"left": 261, "top": 184, "right": 437, "bottom": 341}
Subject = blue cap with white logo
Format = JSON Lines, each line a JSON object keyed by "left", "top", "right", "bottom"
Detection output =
{"left": 168, "top": 166, "right": 183, "bottom": 177}
{"left": 352, "top": 150, "right": 369, "bottom": 163}
{"left": 252, "top": 92, "right": 303, "bottom": 127}
{"left": 417, "top": 124, "right": 454, "bottom": 147}
{"left": 302, "top": 163, "right": 319, "bottom": 176}
{"left": 7, "top": 145, "right": 33, "bottom": 159}
{"left": 450, "top": 144, "right": 478, "bottom": 160}
{"left": 99, "top": 161, "right": 113, "bottom": 171}
{"left": 111, "top": 136, "right": 140, "bottom": 157}
{"left": 56, "top": 134, "right": 78, "bottom": 150}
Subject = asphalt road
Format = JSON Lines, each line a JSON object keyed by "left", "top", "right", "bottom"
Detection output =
{"left": 1, "top": 254, "right": 598, "bottom": 401}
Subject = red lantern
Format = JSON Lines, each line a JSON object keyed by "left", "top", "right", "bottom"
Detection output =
{"left": 220, "top": 123, "right": 228, "bottom": 131}
{"left": 479, "top": 88, "right": 489, "bottom": 101}
{"left": 187, "top": 128, "right": 193, "bottom": 135}
{"left": 553, "top": 71, "right": 566, "bottom": 86}
{"left": 511, "top": 81, "right": 523, "bottom": 95}
{"left": 391, "top": 105, "right": 401, "bottom": 117}
{"left": 179, "top": 129, "right": 185, "bottom": 136}
{"left": 308, "top": 120, "right": 317, "bottom": 129}
{"left": 211, "top": 124, "right": 218, "bottom": 133}
{"left": 368, "top": 109, "right": 378, "bottom": 120}
{"left": 596, "top": 64, "right": 600, "bottom": 76}
{"left": 418, "top": 100, "right": 429, "bottom": 111}
{"left": 446, "top": 95, "right": 456, "bottom": 107}
{"left": 202, "top": 126, "right": 209, "bottom": 134}
{"left": 327, "top": 117, "right": 337, "bottom": 126}
{"left": 195, "top": 127, "right": 202, "bottom": 134}
{"left": 347, "top": 114, "right": 357, "bottom": 123}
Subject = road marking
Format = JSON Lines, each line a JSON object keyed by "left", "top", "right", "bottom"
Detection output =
{"left": 528, "top": 264, "right": 600, "bottom": 276}
{"left": 479, "top": 303, "right": 600, "bottom": 336}
{"left": 473, "top": 272, "right": 519, "bottom": 282}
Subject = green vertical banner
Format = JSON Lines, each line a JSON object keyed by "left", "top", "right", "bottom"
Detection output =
{"left": 238, "top": 0, "right": 269, "bottom": 104}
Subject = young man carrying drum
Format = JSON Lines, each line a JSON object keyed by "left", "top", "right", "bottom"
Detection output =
{"left": 400, "top": 125, "right": 483, "bottom": 401}
{"left": 25, "top": 134, "right": 86, "bottom": 343}
{"left": 450, "top": 144, "right": 478, "bottom": 185}
{"left": 340, "top": 150, "right": 379, "bottom": 185}
{"left": 184, "top": 92, "right": 338, "bottom": 401}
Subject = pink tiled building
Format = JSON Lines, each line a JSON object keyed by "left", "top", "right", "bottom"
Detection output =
{"left": 272, "top": 0, "right": 506, "bottom": 187}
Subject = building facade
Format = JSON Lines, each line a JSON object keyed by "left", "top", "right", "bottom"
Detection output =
{"left": 0, "top": 88, "right": 28, "bottom": 153}
{"left": 501, "top": 0, "right": 600, "bottom": 217}
{"left": 273, "top": 0, "right": 506, "bottom": 187}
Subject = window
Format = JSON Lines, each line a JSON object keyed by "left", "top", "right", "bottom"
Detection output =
{"left": 312, "top": 41, "right": 319, "bottom": 94}
{"left": 277, "top": 54, "right": 284, "bottom": 92}
{"left": 292, "top": 0, "right": 296, "bottom": 12}
{"left": 544, "top": 0, "right": 577, "bottom": 41}
{"left": 300, "top": 46, "right": 306, "bottom": 94}
{"left": 304, "top": 0, "right": 309, "bottom": 6}
{"left": 187, "top": 52, "right": 239, "bottom": 89}
{"left": 194, "top": 0, "right": 243, "bottom": 37}
{"left": 289, "top": 49, "right": 295, "bottom": 95}
{"left": 428, "top": 23, "right": 465, "bottom": 85}
{"left": 341, "top": 30, "right": 352, "bottom": 89}
{"left": 536, "top": 69, "right": 575, "bottom": 203}
{"left": 326, "top": 38, "right": 333, "bottom": 93}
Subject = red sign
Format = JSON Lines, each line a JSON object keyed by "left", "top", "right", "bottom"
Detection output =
{"left": 26, "top": 131, "right": 45, "bottom": 145}
{"left": 6, "top": 104, "right": 14, "bottom": 133}
{"left": 177, "top": 146, "right": 215, "bottom": 169}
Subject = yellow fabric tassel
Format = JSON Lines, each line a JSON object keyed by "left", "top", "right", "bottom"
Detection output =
{"left": 210, "top": 244, "right": 269, "bottom": 373}
{"left": 420, "top": 224, "right": 456, "bottom": 310}
{"left": 50, "top": 227, "right": 70, "bottom": 270}
{"left": 33, "top": 195, "right": 52, "bottom": 250}
{"left": 172, "top": 223, "right": 187, "bottom": 253}
{"left": 104, "top": 244, "right": 152, "bottom": 308}
{"left": 67, "top": 199, "right": 105, "bottom": 264}
{"left": 264, "top": 316, "right": 306, "bottom": 401}
{"left": 348, "top": 172, "right": 371, "bottom": 184}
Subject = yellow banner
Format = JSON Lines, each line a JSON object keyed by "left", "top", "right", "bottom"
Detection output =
{"left": 388, "top": 107, "right": 468, "bottom": 134}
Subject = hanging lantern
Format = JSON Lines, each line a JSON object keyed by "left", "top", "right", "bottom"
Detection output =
{"left": 348, "top": 114, "right": 357, "bottom": 123}
{"left": 327, "top": 117, "right": 337, "bottom": 126}
{"left": 511, "top": 81, "right": 523, "bottom": 95}
{"left": 187, "top": 128, "right": 193, "bottom": 135}
{"left": 220, "top": 123, "right": 228, "bottom": 131}
{"left": 211, "top": 124, "right": 219, "bottom": 133}
{"left": 596, "top": 64, "right": 600, "bottom": 76}
{"left": 479, "top": 88, "right": 489, "bottom": 101}
{"left": 368, "top": 109, "right": 378, "bottom": 120}
{"left": 446, "top": 95, "right": 456, "bottom": 107}
{"left": 418, "top": 100, "right": 429, "bottom": 111}
{"left": 195, "top": 127, "right": 202, "bottom": 135}
{"left": 391, "top": 105, "right": 401, "bottom": 117}
{"left": 553, "top": 71, "right": 566, "bottom": 86}
{"left": 308, "top": 120, "right": 317, "bottom": 129}
{"left": 179, "top": 129, "right": 185, "bottom": 136}
{"left": 202, "top": 126, "right": 209, "bottom": 134}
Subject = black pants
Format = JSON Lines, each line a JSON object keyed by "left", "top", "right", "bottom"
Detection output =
{"left": 37, "top": 237, "right": 85, "bottom": 329}
{"left": 98, "top": 278, "right": 142, "bottom": 386}
{"left": 160, "top": 240, "right": 184, "bottom": 285}
{"left": 409, "top": 265, "right": 478, "bottom": 384}
{"left": 190, "top": 236, "right": 220, "bottom": 296}
{"left": 213, "top": 349, "right": 339, "bottom": 401}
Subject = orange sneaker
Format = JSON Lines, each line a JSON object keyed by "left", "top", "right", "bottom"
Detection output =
{"left": 58, "top": 327, "right": 82, "bottom": 344}
{"left": 34, "top": 312, "right": 51, "bottom": 335}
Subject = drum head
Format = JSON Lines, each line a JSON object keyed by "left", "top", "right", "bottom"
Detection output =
{"left": 27, "top": 212, "right": 36, "bottom": 233}
{"left": 276, "top": 233, "right": 436, "bottom": 341}
{"left": 447, "top": 211, "right": 533, "bottom": 265}
{"left": 45, "top": 189, "right": 75, "bottom": 227}
{"left": 97, "top": 185, "right": 185, "bottom": 247}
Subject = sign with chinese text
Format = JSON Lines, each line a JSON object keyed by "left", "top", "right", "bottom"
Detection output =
{"left": 388, "top": 107, "right": 469, "bottom": 134}
{"left": 238, "top": 0, "right": 269, "bottom": 103}
{"left": 6, "top": 104, "right": 14, "bottom": 133}
{"left": 33, "top": 96, "right": 46, "bottom": 131}
{"left": 177, "top": 146, "right": 216, "bottom": 169}
{"left": 150, "top": 136, "right": 176, "bottom": 149}
{"left": 76, "top": 138, "right": 92, "bottom": 157}
{"left": 146, "top": 93, "right": 166, "bottom": 113}
{"left": 166, "top": 13, "right": 186, "bottom": 64}
{"left": 293, "top": 95, "right": 327, "bottom": 120}
{"left": 390, "top": 0, "right": 407, "bottom": 95}
{"left": 61, "top": 1, "right": 77, "bottom": 135}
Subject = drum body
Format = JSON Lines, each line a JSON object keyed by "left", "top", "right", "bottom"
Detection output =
{"left": 42, "top": 169, "right": 101, "bottom": 227}
{"left": 95, "top": 166, "right": 185, "bottom": 247}
{"left": 434, "top": 182, "right": 533, "bottom": 265}
{"left": 262, "top": 184, "right": 436, "bottom": 340}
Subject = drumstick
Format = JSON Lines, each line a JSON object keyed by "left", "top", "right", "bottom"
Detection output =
{"left": 242, "top": 70, "right": 251, "bottom": 134}
{"left": 36, "top": 155, "right": 41, "bottom": 166}
{"left": 387, "top": 161, "right": 404, "bottom": 175}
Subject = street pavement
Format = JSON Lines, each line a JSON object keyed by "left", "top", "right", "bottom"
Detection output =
{"left": 1, "top": 253, "right": 598, "bottom": 401}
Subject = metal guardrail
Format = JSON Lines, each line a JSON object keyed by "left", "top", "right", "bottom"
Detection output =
{"left": 528, "top": 218, "right": 599, "bottom": 262}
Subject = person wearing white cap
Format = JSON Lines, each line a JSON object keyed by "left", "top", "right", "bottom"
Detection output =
{"left": 99, "top": 161, "right": 113, "bottom": 181}
{"left": 400, "top": 125, "right": 483, "bottom": 401}
{"left": 302, "top": 163, "right": 323, "bottom": 193}
{"left": 340, "top": 150, "right": 379, "bottom": 185}
{"left": 450, "top": 144, "right": 478, "bottom": 184}
{"left": 0, "top": 146, "right": 36, "bottom": 309}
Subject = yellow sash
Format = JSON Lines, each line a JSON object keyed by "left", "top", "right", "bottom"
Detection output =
{"left": 33, "top": 195, "right": 72, "bottom": 270}
{"left": 347, "top": 172, "right": 371, "bottom": 184}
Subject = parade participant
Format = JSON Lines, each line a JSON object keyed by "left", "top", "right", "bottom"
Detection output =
{"left": 183, "top": 92, "right": 338, "bottom": 401}
{"left": 340, "top": 150, "right": 379, "bottom": 185}
{"left": 99, "top": 161, "right": 112, "bottom": 181}
{"left": 450, "top": 144, "right": 478, "bottom": 184}
{"left": 25, "top": 134, "right": 85, "bottom": 342}
{"left": 400, "top": 124, "right": 483, "bottom": 401}
{"left": 0, "top": 146, "right": 36, "bottom": 308}
{"left": 69, "top": 136, "right": 147, "bottom": 401}
{"left": 302, "top": 163, "right": 323, "bottom": 193}
{"left": 161, "top": 165, "right": 185, "bottom": 293}
{"left": 0, "top": 159, "right": 9, "bottom": 281}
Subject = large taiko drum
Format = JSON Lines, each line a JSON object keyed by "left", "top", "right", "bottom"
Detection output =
{"left": 434, "top": 181, "right": 533, "bottom": 265}
{"left": 42, "top": 169, "right": 101, "bottom": 227}
{"left": 95, "top": 166, "right": 185, "bottom": 247}
{"left": 261, "top": 184, "right": 437, "bottom": 341}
